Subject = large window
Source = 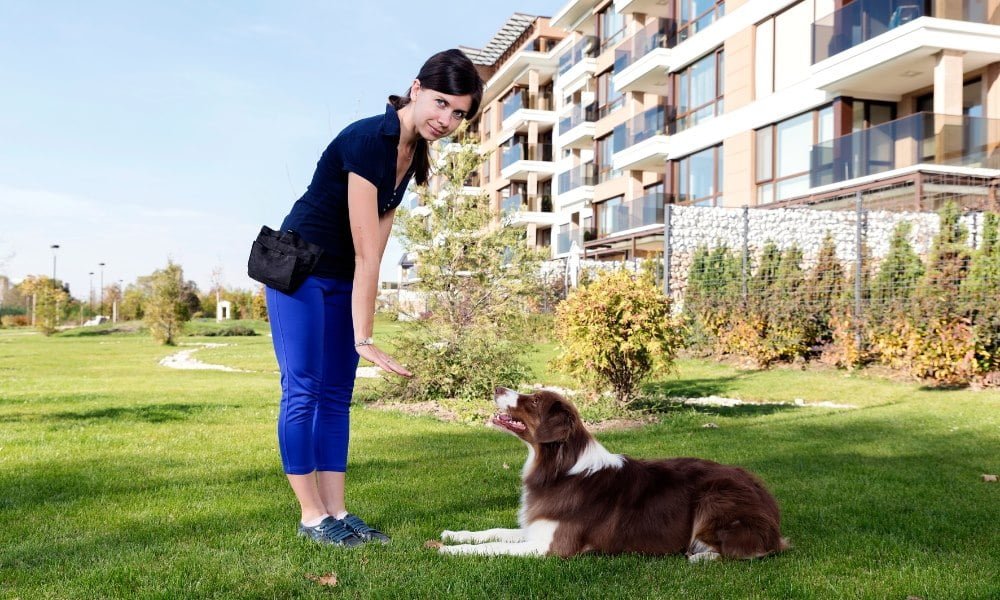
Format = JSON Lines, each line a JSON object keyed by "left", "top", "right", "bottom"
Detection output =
{"left": 597, "top": 133, "right": 622, "bottom": 183}
{"left": 674, "top": 48, "right": 724, "bottom": 132}
{"left": 674, "top": 145, "right": 723, "bottom": 206}
{"left": 597, "top": 70, "right": 625, "bottom": 118}
{"left": 598, "top": 4, "right": 626, "bottom": 52}
{"left": 677, "top": 0, "right": 726, "bottom": 43}
{"left": 756, "top": 106, "right": 833, "bottom": 204}
{"left": 754, "top": 1, "right": 812, "bottom": 97}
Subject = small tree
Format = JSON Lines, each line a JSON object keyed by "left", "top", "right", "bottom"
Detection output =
{"left": 553, "top": 269, "right": 682, "bottom": 406}
{"left": 379, "top": 138, "right": 546, "bottom": 409}
{"left": 20, "top": 276, "right": 69, "bottom": 335}
{"left": 143, "top": 261, "right": 189, "bottom": 345}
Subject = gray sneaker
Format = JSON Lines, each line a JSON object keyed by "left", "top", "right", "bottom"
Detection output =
{"left": 340, "top": 513, "right": 391, "bottom": 544}
{"left": 297, "top": 516, "right": 364, "bottom": 547}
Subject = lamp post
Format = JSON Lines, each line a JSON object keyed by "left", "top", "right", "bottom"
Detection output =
{"left": 115, "top": 279, "right": 123, "bottom": 323}
{"left": 50, "top": 244, "right": 59, "bottom": 282}
{"left": 99, "top": 262, "right": 106, "bottom": 316}
{"left": 50, "top": 244, "right": 60, "bottom": 325}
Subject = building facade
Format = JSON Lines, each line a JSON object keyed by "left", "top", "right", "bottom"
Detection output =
{"left": 456, "top": 0, "right": 1000, "bottom": 263}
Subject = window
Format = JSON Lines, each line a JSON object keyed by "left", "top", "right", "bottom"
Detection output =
{"left": 756, "top": 106, "right": 833, "bottom": 204}
{"left": 754, "top": 2, "right": 812, "bottom": 97}
{"left": 677, "top": 0, "right": 726, "bottom": 43}
{"left": 674, "top": 49, "right": 724, "bottom": 132}
{"left": 597, "top": 70, "right": 624, "bottom": 118}
{"left": 597, "top": 134, "right": 617, "bottom": 183}
{"left": 482, "top": 108, "right": 491, "bottom": 141}
{"left": 598, "top": 4, "right": 626, "bottom": 52}
{"left": 597, "top": 195, "right": 626, "bottom": 237}
{"left": 674, "top": 145, "right": 723, "bottom": 206}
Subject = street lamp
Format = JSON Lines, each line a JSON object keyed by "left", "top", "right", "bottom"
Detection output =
{"left": 50, "top": 244, "right": 60, "bottom": 283}
{"left": 99, "top": 262, "right": 106, "bottom": 316}
{"left": 89, "top": 272, "right": 95, "bottom": 313}
{"left": 50, "top": 244, "right": 60, "bottom": 325}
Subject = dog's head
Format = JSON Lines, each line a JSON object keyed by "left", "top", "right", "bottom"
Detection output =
{"left": 491, "top": 387, "right": 581, "bottom": 445}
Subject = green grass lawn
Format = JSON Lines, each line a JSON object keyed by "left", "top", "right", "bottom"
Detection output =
{"left": 1, "top": 322, "right": 998, "bottom": 599}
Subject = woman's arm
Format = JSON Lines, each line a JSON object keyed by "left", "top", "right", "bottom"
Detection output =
{"left": 347, "top": 173, "right": 411, "bottom": 377}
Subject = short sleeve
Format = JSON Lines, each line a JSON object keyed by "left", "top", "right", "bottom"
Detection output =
{"left": 340, "top": 134, "right": 385, "bottom": 188}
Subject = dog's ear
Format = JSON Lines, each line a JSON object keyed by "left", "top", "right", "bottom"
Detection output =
{"left": 535, "top": 402, "right": 574, "bottom": 444}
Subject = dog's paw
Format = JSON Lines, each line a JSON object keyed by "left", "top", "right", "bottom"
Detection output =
{"left": 687, "top": 551, "right": 721, "bottom": 563}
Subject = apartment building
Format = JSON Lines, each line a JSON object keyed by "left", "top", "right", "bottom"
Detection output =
{"left": 458, "top": 0, "right": 1000, "bottom": 262}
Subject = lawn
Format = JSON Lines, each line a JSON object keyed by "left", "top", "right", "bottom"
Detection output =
{"left": 0, "top": 321, "right": 997, "bottom": 599}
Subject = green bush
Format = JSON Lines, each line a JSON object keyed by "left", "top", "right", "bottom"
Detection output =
{"left": 553, "top": 269, "right": 683, "bottom": 406}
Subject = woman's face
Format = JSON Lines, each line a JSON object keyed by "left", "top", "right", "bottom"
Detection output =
{"left": 410, "top": 80, "right": 473, "bottom": 141}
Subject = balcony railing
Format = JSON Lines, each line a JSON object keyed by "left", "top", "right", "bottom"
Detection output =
{"left": 559, "top": 103, "right": 598, "bottom": 134}
{"left": 502, "top": 90, "right": 555, "bottom": 121}
{"left": 501, "top": 143, "right": 554, "bottom": 169}
{"left": 556, "top": 222, "right": 595, "bottom": 253}
{"left": 558, "top": 162, "right": 598, "bottom": 193}
{"left": 809, "top": 112, "right": 1000, "bottom": 188}
{"left": 502, "top": 91, "right": 524, "bottom": 120}
{"left": 812, "top": 0, "right": 940, "bottom": 64}
{"left": 627, "top": 106, "right": 667, "bottom": 146}
{"left": 614, "top": 18, "right": 671, "bottom": 73}
{"left": 501, "top": 194, "right": 524, "bottom": 215}
{"left": 559, "top": 36, "right": 599, "bottom": 75}
{"left": 596, "top": 193, "right": 666, "bottom": 239}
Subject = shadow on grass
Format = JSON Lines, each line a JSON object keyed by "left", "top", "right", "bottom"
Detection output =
{"left": 643, "top": 375, "right": 750, "bottom": 399}
{"left": 0, "top": 403, "right": 237, "bottom": 424}
{"left": 633, "top": 397, "right": 799, "bottom": 418}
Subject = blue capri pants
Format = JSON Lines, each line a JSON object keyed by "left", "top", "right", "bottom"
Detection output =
{"left": 266, "top": 276, "right": 359, "bottom": 475}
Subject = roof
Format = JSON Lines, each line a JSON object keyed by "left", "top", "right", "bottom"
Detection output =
{"left": 462, "top": 13, "right": 538, "bottom": 66}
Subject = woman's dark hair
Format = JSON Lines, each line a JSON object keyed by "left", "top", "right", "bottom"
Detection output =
{"left": 389, "top": 49, "right": 484, "bottom": 185}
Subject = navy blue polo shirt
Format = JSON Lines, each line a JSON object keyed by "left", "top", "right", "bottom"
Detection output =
{"left": 281, "top": 102, "right": 414, "bottom": 280}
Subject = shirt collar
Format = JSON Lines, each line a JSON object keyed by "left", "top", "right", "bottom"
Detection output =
{"left": 381, "top": 101, "right": 401, "bottom": 137}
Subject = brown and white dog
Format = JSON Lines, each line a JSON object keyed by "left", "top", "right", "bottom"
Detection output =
{"left": 439, "top": 388, "right": 790, "bottom": 560}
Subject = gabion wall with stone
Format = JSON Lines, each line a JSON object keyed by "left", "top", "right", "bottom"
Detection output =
{"left": 664, "top": 204, "right": 988, "bottom": 303}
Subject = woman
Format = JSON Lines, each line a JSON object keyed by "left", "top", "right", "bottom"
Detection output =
{"left": 266, "top": 49, "right": 483, "bottom": 546}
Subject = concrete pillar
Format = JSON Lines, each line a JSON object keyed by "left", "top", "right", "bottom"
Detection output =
{"left": 934, "top": 50, "right": 965, "bottom": 163}
{"left": 934, "top": 50, "right": 964, "bottom": 116}
{"left": 985, "top": 62, "right": 1000, "bottom": 161}
{"left": 933, "top": 0, "right": 963, "bottom": 20}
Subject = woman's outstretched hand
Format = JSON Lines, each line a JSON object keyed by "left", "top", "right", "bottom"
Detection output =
{"left": 355, "top": 343, "right": 413, "bottom": 378}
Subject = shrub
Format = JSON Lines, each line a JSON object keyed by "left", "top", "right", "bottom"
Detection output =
{"left": 553, "top": 269, "right": 683, "bottom": 406}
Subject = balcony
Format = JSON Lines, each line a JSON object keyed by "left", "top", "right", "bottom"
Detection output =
{"left": 811, "top": 1, "right": 1000, "bottom": 97}
{"left": 502, "top": 193, "right": 558, "bottom": 227}
{"left": 592, "top": 192, "right": 665, "bottom": 240}
{"left": 558, "top": 35, "right": 599, "bottom": 85}
{"left": 557, "top": 162, "right": 597, "bottom": 207}
{"left": 613, "top": 18, "right": 672, "bottom": 94}
{"left": 612, "top": 106, "right": 670, "bottom": 172}
{"left": 557, "top": 103, "right": 598, "bottom": 149}
{"left": 555, "top": 222, "right": 596, "bottom": 255}
{"left": 809, "top": 112, "right": 1000, "bottom": 189}
{"left": 500, "top": 142, "right": 557, "bottom": 181}
{"left": 501, "top": 91, "right": 557, "bottom": 134}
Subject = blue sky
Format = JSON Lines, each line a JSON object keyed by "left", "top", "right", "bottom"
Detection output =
{"left": 0, "top": 0, "right": 561, "bottom": 300}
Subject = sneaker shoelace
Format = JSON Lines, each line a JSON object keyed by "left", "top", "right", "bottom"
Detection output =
{"left": 341, "top": 514, "right": 377, "bottom": 536}
{"left": 316, "top": 518, "right": 357, "bottom": 542}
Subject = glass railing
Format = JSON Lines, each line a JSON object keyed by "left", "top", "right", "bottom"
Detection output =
{"left": 502, "top": 92, "right": 526, "bottom": 120}
{"left": 501, "top": 194, "right": 524, "bottom": 215}
{"left": 559, "top": 103, "right": 598, "bottom": 134}
{"left": 501, "top": 143, "right": 554, "bottom": 169}
{"left": 556, "top": 223, "right": 581, "bottom": 254}
{"left": 809, "top": 112, "right": 1000, "bottom": 187}
{"left": 812, "top": 0, "right": 945, "bottom": 64}
{"left": 559, "top": 36, "right": 599, "bottom": 75}
{"left": 558, "top": 162, "right": 598, "bottom": 193}
{"left": 627, "top": 106, "right": 668, "bottom": 146}
{"left": 614, "top": 18, "right": 671, "bottom": 73}
{"left": 597, "top": 193, "right": 666, "bottom": 238}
